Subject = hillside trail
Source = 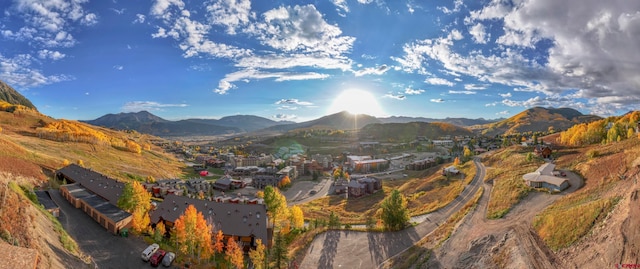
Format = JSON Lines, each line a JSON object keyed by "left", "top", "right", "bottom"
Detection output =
{"left": 433, "top": 169, "right": 582, "bottom": 268}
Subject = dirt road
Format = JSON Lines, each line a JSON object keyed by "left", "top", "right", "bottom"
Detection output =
{"left": 432, "top": 168, "right": 583, "bottom": 268}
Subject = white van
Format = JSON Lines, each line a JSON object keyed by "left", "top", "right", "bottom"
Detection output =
{"left": 141, "top": 243, "right": 159, "bottom": 262}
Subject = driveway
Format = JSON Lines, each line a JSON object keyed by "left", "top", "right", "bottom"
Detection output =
{"left": 298, "top": 158, "right": 486, "bottom": 269}
{"left": 49, "top": 190, "right": 164, "bottom": 269}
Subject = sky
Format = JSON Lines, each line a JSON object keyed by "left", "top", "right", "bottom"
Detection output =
{"left": 1, "top": 0, "right": 639, "bottom": 122}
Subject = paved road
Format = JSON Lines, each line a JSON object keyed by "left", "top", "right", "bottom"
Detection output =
{"left": 49, "top": 190, "right": 164, "bottom": 269}
{"left": 286, "top": 178, "right": 333, "bottom": 206}
{"left": 298, "top": 158, "right": 486, "bottom": 269}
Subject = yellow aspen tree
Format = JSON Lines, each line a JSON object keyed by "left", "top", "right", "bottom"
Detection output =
{"left": 249, "top": 239, "right": 266, "bottom": 269}
{"left": 290, "top": 205, "right": 305, "bottom": 229}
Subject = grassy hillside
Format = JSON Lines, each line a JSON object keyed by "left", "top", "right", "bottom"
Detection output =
{"left": 483, "top": 146, "right": 542, "bottom": 219}
{"left": 533, "top": 137, "right": 638, "bottom": 250}
{"left": 480, "top": 107, "right": 600, "bottom": 136}
{"left": 298, "top": 161, "right": 476, "bottom": 224}
{"left": 0, "top": 81, "right": 37, "bottom": 110}
{"left": 359, "top": 122, "right": 473, "bottom": 142}
{"left": 0, "top": 108, "right": 185, "bottom": 181}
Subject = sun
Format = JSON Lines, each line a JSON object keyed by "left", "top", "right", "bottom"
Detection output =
{"left": 328, "top": 89, "right": 385, "bottom": 116}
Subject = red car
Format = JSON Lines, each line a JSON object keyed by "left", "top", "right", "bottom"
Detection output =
{"left": 149, "top": 249, "right": 166, "bottom": 267}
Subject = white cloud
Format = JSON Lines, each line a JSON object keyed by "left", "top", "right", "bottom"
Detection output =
{"left": 468, "top": 0, "right": 512, "bottom": 21}
{"left": 206, "top": 0, "right": 254, "bottom": 35}
{"left": 464, "top": 84, "right": 487, "bottom": 90}
{"left": 425, "top": 77, "right": 455, "bottom": 87}
{"left": 407, "top": 3, "right": 415, "bottom": 14}
{"left": 462, "top": 0, "right": 640, "bottom": 114}
{"left": 430, "top": 98, "right": 445, "bottom": 103}
{"left": 354, "top": 64, "right": 389, "bottom": 76}
{"left": 214, "top": 80, "right": 235, "bottom": 95}
{"left": 449, "top": 90, "right": 477, "bottom": 95}
{"left": 149, "top": 2, "right": 355, "bottom": 95}
{"left": 122, "top": 101, "right": 188, "bottom": 112}
{"left": 499, "top": 92, "right": 512, "bottom": 98}
{"left": 4, "top": 0, "right": 97, "bottom": 48}
{"left": 246, "top": 5, "right": 355, "bottom": 56}
{"left": 37, "top": 50, "right": 65, "bottom": 60}
{"left": 404, "top": 88, "right": 424, "bottom": 95}
{"left": 496, "top": 110, "right": 510, "bottom": 116}
{"left": 469, "top": 23, "right": 489, "bottom": 44}
{"left": 150, "top": 5, "right": 251, "bottom": 59}
{"left": 384, "top": 93, "right": 406, "bottom": 100}
{"left": 485, "top": 102, "right": 498, "bottom": 106}
{"left": 110, "top": 8, "right": 125, "bottom": 15}
{"left": 277, "top": 105, "right": 298, "bottom": 110}
{"left": 439, "top": 0, "right": 464, "bottom": 14}
{"left": 0, "top": 53, "right": 73, "bottom": 88}
{"left": 133, "top": 14, "right": 146, "bottom": 24}
{"left": 331, "top": 0, "right": 349, "bottom": 13}
{"left": 449, "top": 29, "right": 464, "bottom": 41}
{"left": 214, "top": 69, "right": 330, "bottom": 94}
{"left": 275, "top": 99, "right": 313, "bottom": 106}
{"left": 113, "top": 65, "right": 124, "bottom": 70}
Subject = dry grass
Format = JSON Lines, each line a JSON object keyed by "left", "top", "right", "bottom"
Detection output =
{"left": 383, "top": 187, "right": 484, "bottom": 269}
{"left": 0, "top": 111, "right": 185, "bottom": 182}
{"left": 483, "top": 147, "right": 542, "bottom": 219}
{"left": 533, "top": 194, "right": 619, "bottom": 250}
{"left": 531, "top": 138, "right": 639, "bottom": 250}
{"left": 299, "top": 162, "right": 476, "bottom": 224}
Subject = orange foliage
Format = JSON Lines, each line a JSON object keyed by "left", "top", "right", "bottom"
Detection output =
{"left": 560, "top": 112, "right": 640, "bottom": 146}
{"left": 37, "top": 120, "right": 110, "bottom": 145}
{"left": 36, "top": 119, "right": 144, "bottom": 153}
{"left": 173, "top": 205, "right": 214, "bottom": 261}
{"left": 279, "top": 175, "right": 291, "bottom": 188}
{"left": 225, "top": 237, "right": 244, "bottom": 268}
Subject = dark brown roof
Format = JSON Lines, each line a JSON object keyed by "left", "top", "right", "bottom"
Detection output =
{"left": 150, "top": 194, "right": 268, "bottom": 244}
{"left": 57, "top": 164, "right": 125, "bottom": 205}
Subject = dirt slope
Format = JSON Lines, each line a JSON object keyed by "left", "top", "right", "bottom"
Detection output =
{"left": 0, "top": 173, "right": 89, "bottom": 269}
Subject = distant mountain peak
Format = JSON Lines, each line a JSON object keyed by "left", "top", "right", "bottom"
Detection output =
{"left": 0, "top": 80, "right": 37, "bottom": 110}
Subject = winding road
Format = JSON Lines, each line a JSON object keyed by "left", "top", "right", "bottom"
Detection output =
{"left": 298, "top": 158, "right": 487, "bottom": 269}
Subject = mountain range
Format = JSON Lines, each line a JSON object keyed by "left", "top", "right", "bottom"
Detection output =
{"left": 84, "top": 110, "right": 504, "bottom": 137}
{"left": 84, "top": 107, "right": 601, "bottom": 138}
{"left": 0, "top": 79, "right": 602, "bottom": 138}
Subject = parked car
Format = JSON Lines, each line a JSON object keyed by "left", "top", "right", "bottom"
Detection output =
{"left": 141, "top": 243, "right": 159, "bottom": 262}
{"left": 560, "top": 171, "right": 567, "bottom": 177}
{"left": 150, "top": 249, "right": 166, "bottom": 267}
{"left": 162, "top": 252, "right": 176, "bottom": 267}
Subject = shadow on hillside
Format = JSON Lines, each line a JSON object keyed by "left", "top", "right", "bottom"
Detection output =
{"left": 46, "top": 241, "right": 93, "bottom": 269}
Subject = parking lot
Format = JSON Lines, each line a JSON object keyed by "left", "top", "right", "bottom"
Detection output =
{"left": 49, "top": 190, "right": 175, "bottom": 269}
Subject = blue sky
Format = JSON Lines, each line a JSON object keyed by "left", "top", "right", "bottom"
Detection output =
{"left": 1, "top": 0, "right": 639, "bottom": 122}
